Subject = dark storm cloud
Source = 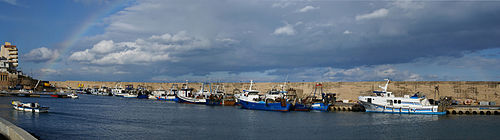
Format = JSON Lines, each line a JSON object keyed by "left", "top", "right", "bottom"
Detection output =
{"left": 64, "top": 0, "right": 500, "bottom": 81}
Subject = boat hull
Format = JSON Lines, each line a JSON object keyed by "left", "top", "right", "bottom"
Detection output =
{"left": 157, "top": 96, "right": 178, "bottom": 102}
{"left": 123, "top": 95, "right": 138, "bottom": 98}
{"left": 310, "top": 103, "right": 329, "bottom": 111}
{"left": 176, "top": 96, "right": 206, "bottom": 104}
{"left": 137, "top": 95, "right": 148, "bottom": 99}
{"left": 13, "top": 106, "right": 49, "bottom": 113}
{"left": 206, "top": 99, "right": 222, "bottom": 105}
{"left": 239, "top": 100, "right": 291, "bottom": 112}
{"left": 293, "top": 103, "right": 311, "bottom": 111}
{"left": 222, "top": 100, "right": 236, "bottom": 106}
{"left": 359, "top": 101, "right": 446, "bottom": 115}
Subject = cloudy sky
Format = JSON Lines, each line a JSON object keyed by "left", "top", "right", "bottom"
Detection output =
{"left": 1, "top": 0, "right": 499, "bottom": 82}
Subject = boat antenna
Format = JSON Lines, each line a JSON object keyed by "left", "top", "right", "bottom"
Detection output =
{"left": 379, "top": 79, "right": 390, "bottom": 92}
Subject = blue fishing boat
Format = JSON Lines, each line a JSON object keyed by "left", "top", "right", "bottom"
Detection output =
{"left": 136, "top": 86, "right": 149, "bottom": 99}
{"left": 206, "top": 83, "right": 225, "bottom": 105}
{"left": 293, "top": 83, "right": 336, "bottom": 112}
{"left": 237, "top": 80, "right": 291, "bottom": 111}
{"left": 156, "top": 84, "right": 179, "bottom": 101}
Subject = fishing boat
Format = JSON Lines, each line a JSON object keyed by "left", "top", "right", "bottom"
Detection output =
{"left": 150, "top": 87, "right": 164, "bottom": 100}
{"left": 112, "top": 86, "right": 127, "bottom": 97}
{"left": 135, "top": 86, "right": 150, "bottom": 99}
{"left": 90, "top": 87, "right": 99, "bottom": 95}
{"left": 358, "top": 79, "right": 446, "bottom": 115}
{"left": 68, "top": 93, "right": 79, "bottom": 99}
{"left": 294, "top": 83, "right": 336, "bottom": 112}
{"left": 12, "top": 101, "right": 49, "bottom": 113}
{"left": 176, "top": 81, "right": 206, "bottom": 104}
{"left": 237, "top": 80, "right": 291, "bottom": 111}
{"left": 156, "top": 84, "right": 179, "bottom": 101}
{"left": 222, "top": 94, "right": 237, "bottom": 106}
{"left": 206, "top": 84, "right": 224, "bottom": 105}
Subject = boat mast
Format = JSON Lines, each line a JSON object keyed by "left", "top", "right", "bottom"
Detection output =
{"left": 249, "top": 80, "right": 253, "bottom": 91}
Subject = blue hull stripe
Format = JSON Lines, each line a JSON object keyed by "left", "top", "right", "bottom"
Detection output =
{"left": 157, "top": 97, "right": 178, "bottom": 102}
{"left": 366, "top": 110, "right": 446, "bottom": 115}
{"left": 240, "top": 100, "right": 291, "bottom": 111}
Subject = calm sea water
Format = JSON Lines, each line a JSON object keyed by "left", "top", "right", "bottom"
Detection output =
{"left": 0, "top": 94, "right": 499, "bottom": 140}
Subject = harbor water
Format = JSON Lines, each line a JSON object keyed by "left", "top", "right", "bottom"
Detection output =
{"left": 0, "top": 94, "right": 499, "bottom": 139}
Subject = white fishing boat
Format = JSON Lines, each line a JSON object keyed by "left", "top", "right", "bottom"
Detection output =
{"left": 150, "top": 88, "right": 165, "bottom": 100}
{"left": 68, "top": 93, "right": 79, "bottom": 99}
{"left": 112, "top": 86, "right": 127, "bottom": 97}
{"left": 12, "top": 101, "right": 49, "bottom": 113}
{"left": 358, "top": 79, "right": 446, "bottom": 115}
{"left": 91, "top": 88, "right": 99, "bottom": 95}
{"left": 176, "top": 81, "right": 206, "bottom": 104}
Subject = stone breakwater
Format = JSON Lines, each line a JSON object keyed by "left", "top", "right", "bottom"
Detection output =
{"left": 50, "top": 81, "right": 500, "bottom": 103}
{"left": 0, "top": 117, "right": 37, "bottom": 140}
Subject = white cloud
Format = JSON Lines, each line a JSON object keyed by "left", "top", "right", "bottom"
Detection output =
{"left": 391, "top": 0, "right": 424, "bottom": 10}
{"left": 40, "top": 68, "right": 57, "bottom": 74}
{"left": 297, "top": 6, "right": 319, "bottom": 13}
{"left": 356, "top": 8, "right": 389, "bottom": 20}
{"left": 23, "top": 47, "right": 60, "bottom": 63}
{"left": 273, "top": 23, "right": 296, "bottom": 36}
{"left": 343, "top": 30, "right": 352, "bottom": 34}
{"left": 70, "top": 31, "right": 210, "bottom": 65}
{"left": 271, "top": 1, "right": 294, "bottom": 8}
{"left": 324, "top": 65, "right": 422, "bottom": 81}
{"left": 1, "top": 0, "right": 17, "bottom": 5}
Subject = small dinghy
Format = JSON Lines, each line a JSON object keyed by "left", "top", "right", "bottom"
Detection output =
{"left": 12, "top": 101, "right": 49, "bottom": 113}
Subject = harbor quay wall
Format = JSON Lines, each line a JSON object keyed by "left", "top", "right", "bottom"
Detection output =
{"left": 50, "top": 81, "right": 500, "bottom": 103}
{"left": 0, "top": 117, "right": 37, "bottom": 140}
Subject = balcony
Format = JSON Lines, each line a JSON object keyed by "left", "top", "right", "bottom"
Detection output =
{"left": 8, "top": 51, "right": 17, "bottom": 55}
{"left": 7, "top": 48, "right": 17, "bottom": 51}
{"left": 8, "top": 55, "right": 18, "bottom": 59}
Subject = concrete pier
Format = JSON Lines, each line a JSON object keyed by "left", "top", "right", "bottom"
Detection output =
{"left": 329, "top": 103, "right": 365, "bottom": 112}
{"left": 446, "top": 105, "right": 500, "bottom": 115}
{"left": 0, "top": 117, "right": 37, "bottom": 140}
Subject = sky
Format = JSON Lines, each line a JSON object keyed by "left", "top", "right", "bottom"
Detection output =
{"left": 0, "top": 0, "right": 499, "bottom": 82}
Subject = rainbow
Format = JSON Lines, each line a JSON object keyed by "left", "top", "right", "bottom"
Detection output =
{"left": 40, "top": 1, "right": 133, "bottom": 79}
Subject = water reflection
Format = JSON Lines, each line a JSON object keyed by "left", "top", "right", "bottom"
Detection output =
{"left": 367, "top": 113, "right": 440, "bottom": 125}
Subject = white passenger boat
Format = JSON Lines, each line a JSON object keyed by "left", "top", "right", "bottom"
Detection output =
{"left": 358, "top": 79, "right": 445, "bottom": 115}
{"left": 12, "top": 101, "right": 49, "bottom": 113}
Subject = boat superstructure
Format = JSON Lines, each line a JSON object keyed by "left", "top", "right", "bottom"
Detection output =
{"left": 358, "top": 79, "right": 445, "bottom": 115}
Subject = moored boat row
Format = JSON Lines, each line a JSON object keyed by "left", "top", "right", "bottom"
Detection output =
{"left": 68, "top": 79, "right": 446, "bottom": 114}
